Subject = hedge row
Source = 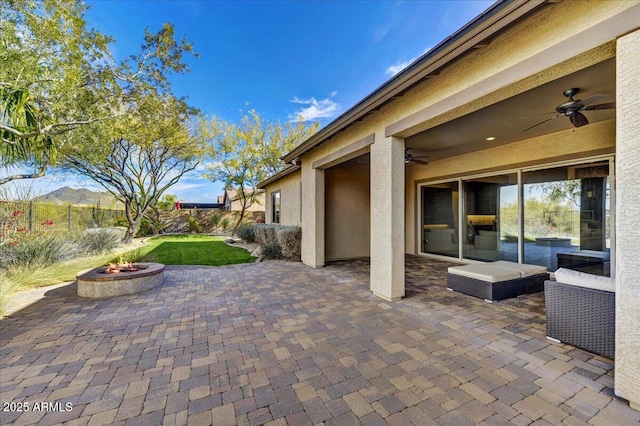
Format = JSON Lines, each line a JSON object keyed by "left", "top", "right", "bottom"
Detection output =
{"left": 252, "top": 224, "right": 301, "bottom": 261}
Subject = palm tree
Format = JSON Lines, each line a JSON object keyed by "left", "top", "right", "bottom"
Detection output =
{"left": 0, "top": 86, "right": 56, "bottom": 185}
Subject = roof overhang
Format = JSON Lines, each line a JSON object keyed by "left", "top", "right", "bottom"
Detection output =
{"left": 257, "top": 165, "right": 301, "bottom": 189}
{"left": 282, "top": 0, "right": 552, "bottom": 164}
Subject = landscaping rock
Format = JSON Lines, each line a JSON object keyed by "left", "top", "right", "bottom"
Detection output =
{"left": 251, "top": 246, "right": 262, "bottom": 257}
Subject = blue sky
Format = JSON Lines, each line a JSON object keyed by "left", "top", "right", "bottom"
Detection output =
{"left": 23, "top": 0, "right": 495, "bottom": 202}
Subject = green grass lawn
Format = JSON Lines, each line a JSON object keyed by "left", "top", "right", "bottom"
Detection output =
{"left": 131, "top": 234, "right": 256, "bottom": 266}
{"left": 3, "top": 234, "right": 254, "bottom": 297}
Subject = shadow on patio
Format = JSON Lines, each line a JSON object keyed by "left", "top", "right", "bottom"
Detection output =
{"left": 0, "top": 258, "right": 637, "bottom": 425}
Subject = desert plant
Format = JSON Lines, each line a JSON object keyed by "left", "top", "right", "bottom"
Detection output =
{"left": 262, "top": 242, "right": 283, "bottom": 259}
{"left": 236, "top": 223, "right": 255, "bottom": 242}
{"left": 276, "top": 226, "right": 301, "bottom": 261}
{"left": 136, "top": 217, "right": 154, "bottom": 237}
{"left": 77, "top": 228, "right": 123, "bottom": 255}
{"left": 210, "top": 212, "right": 221, "bottom": 227}
{"left": 220, "top": 217, "right": 231, "bottom": 231}
{"left": 0, "top": 232, "right": 80, "bottom": 268}
{"left": 187, "top": 216, "right": 200, "bottom": 233}
{"left": 253, "top": 224, "right": 278, "bottom": 247}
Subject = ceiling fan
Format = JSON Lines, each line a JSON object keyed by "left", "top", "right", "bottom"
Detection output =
{"left": 405, "top": 148, "right": 429, "bottom": 165}
{"left": 522, "top": 88, "right": 615, "bottom": 132}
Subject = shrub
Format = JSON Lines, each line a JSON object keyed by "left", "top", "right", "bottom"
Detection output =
{"left": 252, "top": 224, "right": 301, "bottom": 261}
{"left": 220, "top": 217, "right": 230, "bottom": 231}
{"left": 210, "top": 212, "right": 221, "bottom": 227}
{"left": 262, "top": 242, "right": 283, "bottom": 259}
{"left": 276, "top": 226, "right": 301, "bottom": 261}
{"left": 112, "top": 217, "right": 129, "bottom": 227}
{"left": 136, "top": 217, "right": 154, "bottom": 237}
{"left": 77, "top": 228, "right": 123, "bottom": 255}
{"left": 236, "top": 223, "right": 255, "bottom": 242}
{"left": 253, "top": 224, "right": 277, "bottom": 247}
{"left": 187, "top": 216, "right": 200, "bottom": 233}
{"left": 0, "top": 232, "right": 80, "bottom": 269}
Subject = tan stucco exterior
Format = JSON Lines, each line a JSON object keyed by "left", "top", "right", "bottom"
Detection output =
{"left": 260, "top": 0, "right": 640, "bottom": 409}
{"left": 264, "top": 169, "right": 301, "bottom": 226}
{"left": 223, "top": 189, "right": 265, "bottom": 212}
{"left": 227, "top": 196, "right": 265, "bottom": 212}
{"left": 615, "top": 28, "right": 640, "bottom": 411}
{"left": 325, "top": 157, "right": 370, "bottom": 261}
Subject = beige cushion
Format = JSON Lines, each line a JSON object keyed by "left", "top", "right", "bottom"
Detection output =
{"left": 448, "top": 264, "right": 521, "bottom": 283}
{"left": 554, "top": 268, "right": 615, "bottom": 293}
{"left": 492, "top": 260, "right": 547, "bottom": 277}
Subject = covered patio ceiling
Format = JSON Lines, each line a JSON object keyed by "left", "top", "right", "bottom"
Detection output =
{"left": 405, "top": 58, "right": 616, "bottom": 162}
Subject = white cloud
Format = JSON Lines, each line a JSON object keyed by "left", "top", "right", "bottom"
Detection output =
{"left": 288, "top": 96, "right": 341, "bottom": 122}
{"left": 330, "top": 91, "right": 338, "bottom": 98}
{"left": 169, "top": 182, "right": 208, "bottom": 193}
{"left": 385, "top": 47, "right": 433, "bottom": 76}
{"left": 386, "top": 58, "right": 416, "bottom": 76}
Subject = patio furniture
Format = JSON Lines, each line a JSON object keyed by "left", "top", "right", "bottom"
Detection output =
{"left": 556, "top": 249, "right": 610, "bottom": 276}
{"left": 545, "top": 268, "right": 615, "bottom": 358}
{"left": 447, "top": 260, "right": 549, "bottom": 302}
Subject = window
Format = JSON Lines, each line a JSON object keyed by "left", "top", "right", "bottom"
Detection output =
{"left": 271, "top": 191, "right": 281, "bottom": 224}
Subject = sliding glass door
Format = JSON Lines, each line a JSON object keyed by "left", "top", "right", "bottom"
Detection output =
{"left": 463, "top": 173, "right": 518, "bottom": 262}
{"left": 523, "top": 161, "right": 610, "bottom": 273}
{"left": 421, "top": 182, "right": 459, "bottom": 258}
{"left": 419, "top": 158, "right": 612, "bottom": 276}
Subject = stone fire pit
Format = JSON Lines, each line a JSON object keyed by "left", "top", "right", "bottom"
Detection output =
{"left": 77, "top": 262, "right": 165, "bottom": 298}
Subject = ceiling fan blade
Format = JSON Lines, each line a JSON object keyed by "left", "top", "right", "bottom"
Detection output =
{"left": 583, "top": 102, "right": 616, "bottom": 111}
{"left": 570, "top": 112, "right": 589, "bottom": 127}
{"left": 521, "top": 113, "right": 562, "bottom": 132}
{"left": 411, "top": 158, "right": 429, "bottom": 165}
{"left": 577, "top": 94, "right": 610, "bottom": 107}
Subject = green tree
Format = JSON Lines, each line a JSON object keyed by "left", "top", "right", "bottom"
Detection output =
{"left": 1, "top": 0, "right": 197, "bottom": 186}
{"left": 205, "top": 111, "right": 318, "bottom": 230}
{"left": 156, "top": 194, "right": 178, "bottom": 210}
{"left": 64, "top": 94, "right": 206, "bottom": 244}
{"left": 1, "top": 0, "right": 114, "bottom": 184}
{"left": 146, "top": 193, "right": 178, "bottom": 235}
{"left": 531, "top": 180, "right": 581, "bottom": 208}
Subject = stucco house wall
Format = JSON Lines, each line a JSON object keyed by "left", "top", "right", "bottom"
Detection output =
{"left": 224, "top": 190, "right": 265, "bottom": 212}
{"left": 264, "top": 169, "right": 302, "bottom": 226}
{"left": 325, "top": 157, "right": 370, "bottom": 261}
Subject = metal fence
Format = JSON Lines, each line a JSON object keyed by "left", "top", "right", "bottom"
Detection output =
{"left": 1, "top": 201, "right": 124, "bottom": 238}
{"left": 542, "top": 210, "right": 581, "bottom": 235}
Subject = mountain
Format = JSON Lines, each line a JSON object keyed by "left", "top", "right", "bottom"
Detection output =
{"left": 35, "top": 187, "right": 122, "bottom": 208}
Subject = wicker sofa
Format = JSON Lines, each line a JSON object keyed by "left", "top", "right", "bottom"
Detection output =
{"left": 545, "top": 268, "right": 615, "bottom": 359}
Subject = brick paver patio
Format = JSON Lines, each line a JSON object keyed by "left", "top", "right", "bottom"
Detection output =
{"left": 1, "top": 256, "right": 638, "bottom": 425}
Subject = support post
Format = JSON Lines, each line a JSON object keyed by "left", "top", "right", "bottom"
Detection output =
{"left": 370, "top": 136, "right": 405, "bottom": 301}
{"left": 615, "top": 28, "right": 640, "bottom": 412}
{"left": 301, "top": 166, "right": 325, "bottom": 268}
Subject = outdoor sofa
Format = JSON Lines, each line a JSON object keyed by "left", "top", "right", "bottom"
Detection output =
{"left": 447, "top": 260, "right": 549, "bottom": 302}
{"left": 545, "top": 268, "right": 615, "bottom": 358}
